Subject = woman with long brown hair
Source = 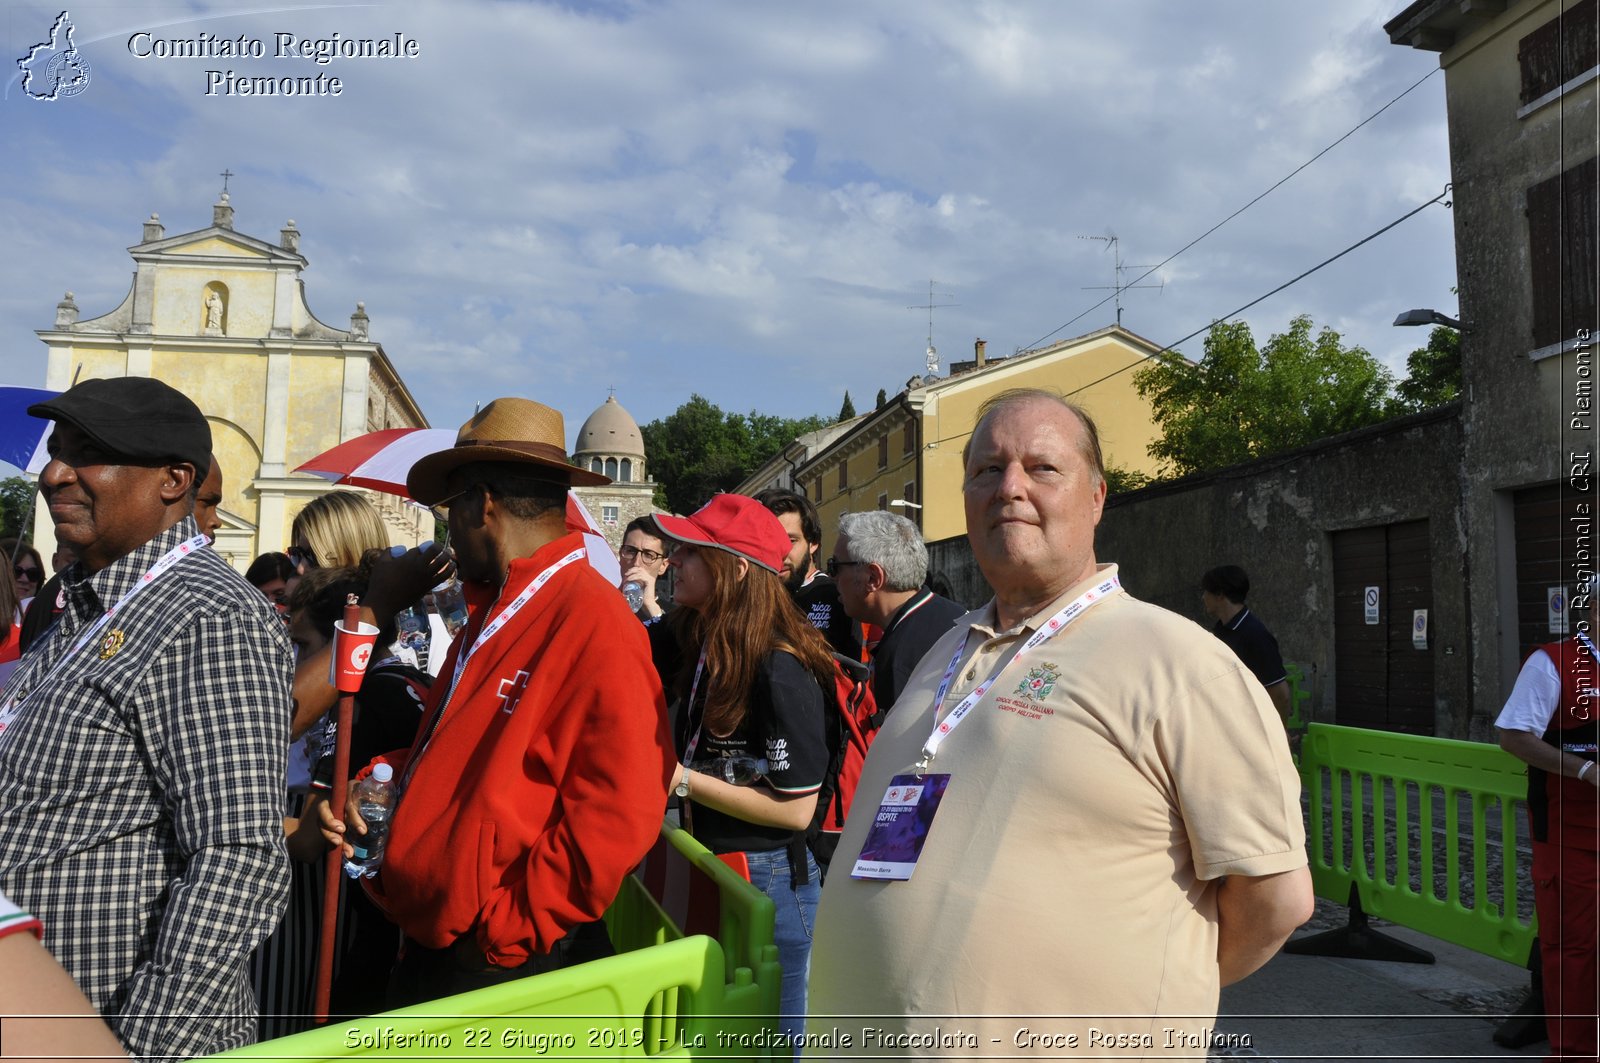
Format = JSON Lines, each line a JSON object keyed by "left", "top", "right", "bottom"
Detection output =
{"left": 651, "top": 495, "right": 833, "bottom": 1045}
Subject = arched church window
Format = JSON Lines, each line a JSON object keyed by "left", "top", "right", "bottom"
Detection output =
{"left": 591, "top": 457, "right": 603, "bottom": 473}
{"left": 605, "top": 457, "right": 618, "bottom": 479}
{"left": 619, "top": 458, "right": 632, "bottom": 483}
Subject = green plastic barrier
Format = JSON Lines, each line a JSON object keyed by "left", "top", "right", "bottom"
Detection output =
{"left": 1295, "top": 722, "right": 1534, "bottom": 966}
{"left": 210, "top": 820, "right": 783, "bottom": 1061}
{"left": 1284, "top": 661, "right": 1310, "bottom": 733}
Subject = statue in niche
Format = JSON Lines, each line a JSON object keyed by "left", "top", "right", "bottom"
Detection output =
{"left": 203, "top": 290, "right": 224, "bottom": 335}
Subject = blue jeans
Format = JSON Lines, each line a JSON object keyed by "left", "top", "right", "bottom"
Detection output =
{"left": 742, "top": 846, "right": 819, "bottom": 1047}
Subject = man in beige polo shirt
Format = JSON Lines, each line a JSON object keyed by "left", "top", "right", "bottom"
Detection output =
{"left": 806, "top": 388, "right": 1311, "bottom": 1059}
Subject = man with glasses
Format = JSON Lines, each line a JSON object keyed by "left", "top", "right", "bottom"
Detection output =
{"left": 322, "top": 396, "right": 674, "bottom": 1008}
{"left": 831, "top": 510, "right": 965, "bottom": 713}
{"left": 618, "top": 515, "right": 672, "bottom": 621}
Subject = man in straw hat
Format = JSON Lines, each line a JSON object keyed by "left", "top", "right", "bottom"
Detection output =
{"left": 323, "top": 397, "right": 675, "bottom": 1007}
{"left": 0, "top": 377, "right": 293, "bottom": 1059}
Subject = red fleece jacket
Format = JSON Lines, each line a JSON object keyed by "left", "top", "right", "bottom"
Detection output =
{"left": 367, "top": 533, "right": 674, "bottom": 966}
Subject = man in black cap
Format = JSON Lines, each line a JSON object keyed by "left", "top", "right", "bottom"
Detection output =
{"left": 0, "top": 377, "right": 293, "bottom": 1060}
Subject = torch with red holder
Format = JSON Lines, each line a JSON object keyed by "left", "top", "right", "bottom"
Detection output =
{"left": 312, "top": 597, "right": 381, "bottom": 1023}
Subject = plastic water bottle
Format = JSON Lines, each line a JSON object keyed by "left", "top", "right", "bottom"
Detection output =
{"left": 342, "top": 763, "right": 396, "bottom": 879}
{"left": 691, "top": 756, "right": 768, "bottom": 786}
{"left": 621, "top": 580, "right": 646, "bottom": 612}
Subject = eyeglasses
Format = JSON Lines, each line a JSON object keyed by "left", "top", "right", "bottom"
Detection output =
{"left": 826, "top": 557, "right": 866, "bottom": 577}
{"left": 13, "top": 566, "right": 41, "bottom": 581}
{"left": 619, "top": 544, "right": 666, "bottom": 565}
{"left": 286, "top": 546, "right": 317, "bottom": 571}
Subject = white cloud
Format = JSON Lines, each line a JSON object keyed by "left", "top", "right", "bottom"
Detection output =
{"left": 0, "top": 0, "right": 1455, "bottom": 446}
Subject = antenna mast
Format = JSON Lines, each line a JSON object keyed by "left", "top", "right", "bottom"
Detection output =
{"left": 1078, "top": 233, "right": 1163, "bottom": 326}
{"left": 907, "top": 280, "right": 958, "bottom": 377}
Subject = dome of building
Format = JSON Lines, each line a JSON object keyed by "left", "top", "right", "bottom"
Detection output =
{"left": 575, "top": 395, "right": 645, "bottom": 457}
{"left": 573, "top": 394, "right": 649, "bottom": 485}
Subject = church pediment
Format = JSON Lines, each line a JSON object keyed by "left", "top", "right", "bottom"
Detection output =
{"left": 132, "top": 226, "right": 304, "bottom": 267}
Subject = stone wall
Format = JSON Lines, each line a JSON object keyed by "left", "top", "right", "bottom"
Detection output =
{"left": 927, "top": 406, "right": 1480, "bottom": 737}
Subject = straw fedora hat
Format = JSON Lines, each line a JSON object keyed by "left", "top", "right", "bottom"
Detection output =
{"left": 407, "top": 397, "right": 609, "bottom": 504}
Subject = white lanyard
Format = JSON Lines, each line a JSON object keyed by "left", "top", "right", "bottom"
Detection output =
{"left": 403, "top": 547, "right": 586, "bottom": 788}
{"left": 917, "top": 574, "right": 1120, "bottom": 772}
{"left": 0, "top": 533, "right": 210, "bottom": 725}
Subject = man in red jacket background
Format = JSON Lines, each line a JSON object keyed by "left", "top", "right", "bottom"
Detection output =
{"left": 325, "top": 396, "right": 675, "bottom": 1007}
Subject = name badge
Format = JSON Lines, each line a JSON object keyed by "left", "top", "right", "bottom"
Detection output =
{"left": 850, "top": 773, "right": 951, "bottom": 881}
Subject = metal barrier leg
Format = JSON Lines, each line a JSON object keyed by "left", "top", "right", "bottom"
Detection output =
{"left": 1493, "top": 936, "right": 1548, "bottom": 1049}
{"left": 1282, "top": 885, "right": 1436, "bottom": 964}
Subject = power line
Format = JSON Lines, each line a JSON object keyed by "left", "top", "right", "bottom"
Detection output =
{"left": 1022, "top": 66, "right": 1442, "bottom": 352}
{"left": 1058, "top": 184, "right": 1453, "bottom": 398}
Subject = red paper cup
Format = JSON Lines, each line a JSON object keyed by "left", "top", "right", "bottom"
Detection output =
{"left": 332, "top": 620, "right": 380, "bottom": 693}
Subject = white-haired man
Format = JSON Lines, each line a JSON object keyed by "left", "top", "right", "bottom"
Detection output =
{"left": 831, "top": 509, "right": 964, "bottom": 713}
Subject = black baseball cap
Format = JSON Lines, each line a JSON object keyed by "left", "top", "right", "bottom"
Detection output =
{"left": 29, "top": 377, "right": 212, "bottom": 473}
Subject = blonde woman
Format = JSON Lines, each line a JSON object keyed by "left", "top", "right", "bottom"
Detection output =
{"left": 288, "top": 490, "right": 391, "bottom": 572}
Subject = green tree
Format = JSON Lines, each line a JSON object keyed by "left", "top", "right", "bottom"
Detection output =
{"left": 838, "top": 391, "right": 857, "bottom": 421}
{"left": 1133, "top": 315, "right": 1394, "bottom": 476}
{"left": 876, "top": 388, "right": 888, "bottom": 410}
{"left": 0, "top": 477, "right": 36, "bottom": 541}
{"left": 1389, "top": 326, "right": 1461, "bottom": 413}
{"left": 1103, "top": 464, "right": 1151, "bottom": 495}
{"left": 641, "top": 396, "right": 829, "bottom": 514}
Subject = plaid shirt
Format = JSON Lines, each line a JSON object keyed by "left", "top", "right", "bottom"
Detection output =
{"left": 0, "top": 517, "right": 293, "bottom": 1061}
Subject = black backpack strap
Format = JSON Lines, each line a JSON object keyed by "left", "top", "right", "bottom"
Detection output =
{"left": 787, "top": 833, "right": 812, "bottom": 888}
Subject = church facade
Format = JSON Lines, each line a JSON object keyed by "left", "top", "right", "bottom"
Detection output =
{"left": 32, "top": 194, "right": 430, "bottom": 568}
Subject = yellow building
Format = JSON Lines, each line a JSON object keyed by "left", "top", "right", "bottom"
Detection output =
{"left": 792, "top": 326, "right": 1165, "bottom": 547}
{"left": 32, "top": 193, "right": 429, "bottom": 567}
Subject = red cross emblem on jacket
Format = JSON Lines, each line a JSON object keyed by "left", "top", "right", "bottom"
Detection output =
{"left": 497, "top": 670, "right": 531, "bottom": 715}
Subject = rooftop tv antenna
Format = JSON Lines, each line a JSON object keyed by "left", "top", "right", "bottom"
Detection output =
{"left": 907, "top": 280, "right": 958, "bottom": 378}
{"left": 1078, "top": 233, "right": 1163, "bottom": 327}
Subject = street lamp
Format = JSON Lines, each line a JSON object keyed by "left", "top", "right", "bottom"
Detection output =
{"left": 1393, "top": 308, "right": 1462, "bottom": 329}
{"left": 888, "top": 499, "right": 922, "bottom": 509}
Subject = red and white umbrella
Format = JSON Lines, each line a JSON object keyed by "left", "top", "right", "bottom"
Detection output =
{"left": 296, "top": 427, "right": 623, "bottom": 581}
{"left": 295, "top": 428, "right": 457, "bottom": 495}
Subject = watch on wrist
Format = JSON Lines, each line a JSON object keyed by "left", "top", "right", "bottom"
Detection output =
{"left": 675, "top": 768, "right": 690, "bottom": 798}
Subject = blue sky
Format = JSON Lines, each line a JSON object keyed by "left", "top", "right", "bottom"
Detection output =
{"left": 0, "top": 1, "right": 1456, "bottom": 449}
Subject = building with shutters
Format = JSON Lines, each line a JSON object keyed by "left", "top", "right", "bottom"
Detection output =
{"left": 1388, "top": 0, "right": 1598, "bottom": 709}
{"left": 922, "top": 0, "right": 1599, "bottom": 739}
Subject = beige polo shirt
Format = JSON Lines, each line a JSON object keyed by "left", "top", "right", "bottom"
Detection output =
{"left": 806, "top": 564, "right": 1306, "bottom": 1059}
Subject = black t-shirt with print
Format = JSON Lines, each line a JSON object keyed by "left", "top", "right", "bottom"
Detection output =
{"left": 675, "top": 650, "right": 828, "bottom": 854}
{"left": 794, "top": 573, "right": 863, "bottom": 661}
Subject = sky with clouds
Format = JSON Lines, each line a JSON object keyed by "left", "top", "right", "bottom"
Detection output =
{"left": 0, "top": 0, "right": 1456, "bottom": 452}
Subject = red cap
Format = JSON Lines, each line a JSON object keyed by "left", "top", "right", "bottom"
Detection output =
{"left": 651, "top": 494, "right": 790, "bottom": 574}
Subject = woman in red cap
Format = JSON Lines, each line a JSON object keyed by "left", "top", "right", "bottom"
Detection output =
{"left": 650, "top": 494, "right": 834, "bottom": 1047}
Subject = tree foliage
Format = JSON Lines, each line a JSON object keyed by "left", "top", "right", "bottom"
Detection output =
{"left": 640, "top": 395, "right": 830, "bottom": 514}
{"left": 838, "top": 391, "right": 857, "bottom": 421}
{"left": 875, "top": 388, "right": 888, "bottom": 410}
{"left": 0, "top": 477, "right": 36, "bottom": 542}
{"left": 1103, "top": 464, "right": 1152, "bottom": 495}
{"left": 1389, "top": 326, "right": 1461, "bottom": 414}
{"left": 1133, "top": 315, "right": 1394, "bottom": 477}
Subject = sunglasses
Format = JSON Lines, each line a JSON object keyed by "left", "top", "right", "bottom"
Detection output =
{"left": 286, "top": 546, "right": 317, "bottom": 570}
{"left": 619, "top": 544, "right": 667, "bottom": 565}
{"left": 825, "top": 557, "right": 866, "bottom": 577}
{"left": 429, "top": 486, "right": 475, "bottom": 523}
{"left": 13, "top": 566, "right": 41, "bottom": 581}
